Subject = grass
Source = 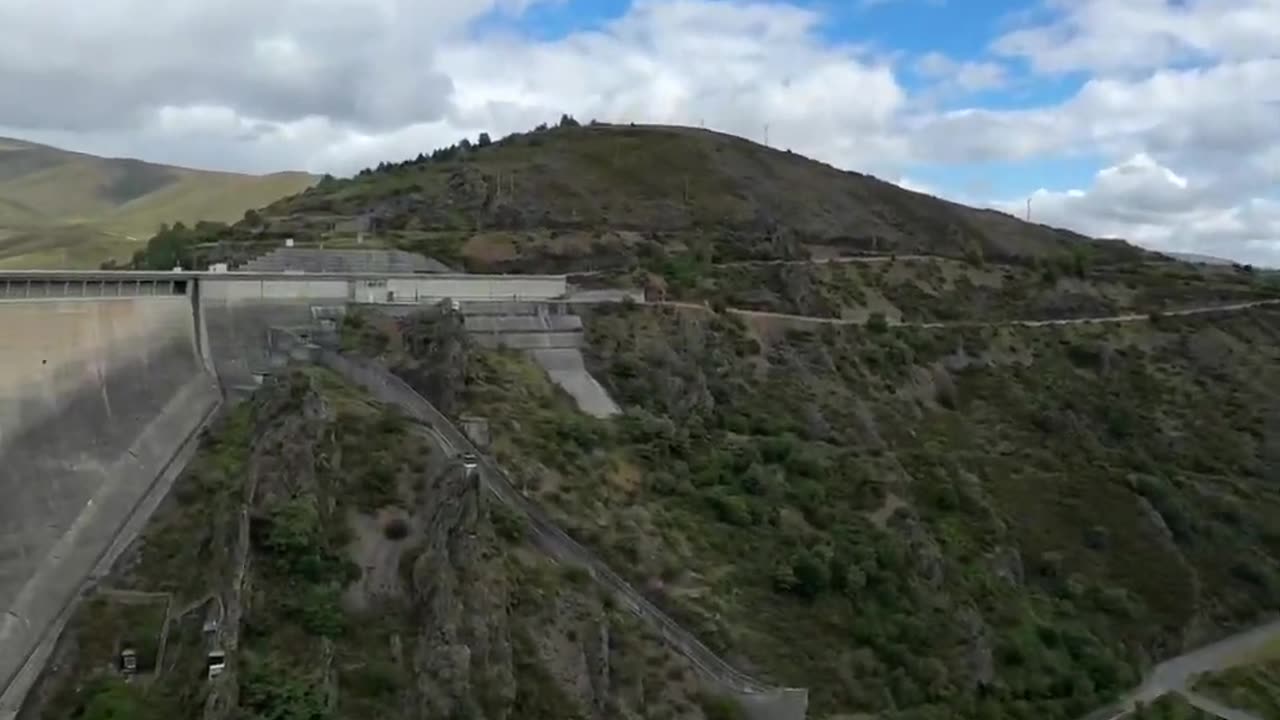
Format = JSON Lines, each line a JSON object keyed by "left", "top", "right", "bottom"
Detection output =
{"left": 1132, "top": 694, "right": 1218, "bottom": 719}
{"left": 648, "top": 256, "right": 1280, "bottom": 324}
{"left": 0, "top": 136, "right": 314, "bottom": 268}
{"left": 1193, "top": 660, "right": 1280, "bottom": 718}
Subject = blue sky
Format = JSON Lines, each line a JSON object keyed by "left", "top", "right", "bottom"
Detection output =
{"left": 490, "top": 0, "right": 1097, "bottom": 195}
{"left": 2, "top": 0, "right": 1276, "bottom": 263}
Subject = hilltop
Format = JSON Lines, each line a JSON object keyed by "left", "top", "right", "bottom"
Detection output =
{"left": 0, "top": 136, "right": 315, "bottom": 269}
{"left": 126, "top": 120, "right": 1155, "bottom": 272}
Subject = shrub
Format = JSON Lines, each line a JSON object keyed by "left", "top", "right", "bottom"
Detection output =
{"left": 867, "top": 312, "right": 889, "bottom": 333}
{"left": 383, "top": 518, "right": 410, "bottom": 541}
{"left": 697, "top": 692, "right": 745, "bottom": 720}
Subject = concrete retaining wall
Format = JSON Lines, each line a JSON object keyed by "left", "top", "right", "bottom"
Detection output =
{"left": 198, "top": 275, "right": 568, "bottom": 304}
{"left": 202, "top": 278, "right": 350, "bottom": 302}
{"left": 469, "top": 332, "right": 585, "bottom": 350}
{"left": 464, "top": 315, "right": 583, "bottom": 334}
{"left": 386, "top": 275, "right": 566, "bottom": 302}
{"left": 0, "top": 298, "right": 219, "bottom": 702}
{"left": 200, "top": 300, "right": 320, "bottom": 394}
{"left": 530, "top": 349, "right": 621, "bottom": 418}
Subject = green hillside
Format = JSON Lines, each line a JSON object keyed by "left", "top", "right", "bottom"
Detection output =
{"left": 124, "top": 119, "right": 1156, "bottom": 273}
{"left": 0, "top": 136, "right": 315, "bottom": 269}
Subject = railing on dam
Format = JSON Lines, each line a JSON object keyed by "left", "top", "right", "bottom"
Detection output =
{"left": 0, "top": 278, "right": 189, "bottom": 300}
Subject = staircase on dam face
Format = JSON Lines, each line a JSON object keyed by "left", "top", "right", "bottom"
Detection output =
{"left": 461, "top": 301, "right": 622, "bottom": 419}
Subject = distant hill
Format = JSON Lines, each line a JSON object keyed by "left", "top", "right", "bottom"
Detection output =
{"left": 127, "top": 121, "right": 1158, "bottom": 272}
{"left": 0, "top": 136, "right": 316, "bottom": 268}
{"left": 1162, "top": 251, "right": 1239, "bottom": 266}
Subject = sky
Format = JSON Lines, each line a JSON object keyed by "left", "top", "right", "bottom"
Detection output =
{"left": 0, "top": 0, "right": 1277, "bottom": 264}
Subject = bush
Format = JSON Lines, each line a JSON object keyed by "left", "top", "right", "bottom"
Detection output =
{"left": 867, "top": 312, "right": 889, "bottom": 333}
{"left": 80, "top": 678, "right": 154, "bottom": 720}
{"left": 697, "top": 692, "right": 745, "bottom": 720}
{"left": 383, "top": 518, "right": 410, "bottom": 541}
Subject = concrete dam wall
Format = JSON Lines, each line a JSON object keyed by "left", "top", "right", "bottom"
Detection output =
{"left": 0, "top": 296, "right": 219, "bottom": 706}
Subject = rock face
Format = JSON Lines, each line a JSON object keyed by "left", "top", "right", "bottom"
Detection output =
{"left": 395, "top": 309, "right": 470, "bottom": 416}
{"left": 406, "top": 436, "right": 710, "bottom": 720}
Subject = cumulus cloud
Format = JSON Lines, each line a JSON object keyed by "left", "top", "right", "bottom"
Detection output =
{"left": 913, "top": 52, "right": 1008, "bottom": 92}
{"left": 993, "top": 0, "right": 1280, "bottom": 74}
{"left": 994, "top": 154, "right": 1280, "bottom": 265}
{"left": 0, "top": 0, "right": 1275, "bottom": 263}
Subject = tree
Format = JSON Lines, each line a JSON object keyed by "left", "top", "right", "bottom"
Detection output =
{"left": 559, "top": 113, "right": 580, "bottom": 128}
{"left": 477, "top": 132, "right": 492, "bottom": 147}
{"left": 790, "top": 551, "right": 830, "bottom": 599}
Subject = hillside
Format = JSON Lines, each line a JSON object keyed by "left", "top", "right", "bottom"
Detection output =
{"left": 410, "top": 301, "right": 1280, "bottom": 719}
{"left": 125, "top": 120, "right": 1157, "bottom": 272}
{"left": 20, "top": 370, "right": 728, "bottom": 720}
{"left": 26, "top": 121, "right": 1280, "bottom": 720}
{"left": 0, "top": 136, "right": 315, "bottom": 269}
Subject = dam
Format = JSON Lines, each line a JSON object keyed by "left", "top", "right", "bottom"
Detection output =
{"left": 0, "top": 268, "right": 572, "bottom": 713}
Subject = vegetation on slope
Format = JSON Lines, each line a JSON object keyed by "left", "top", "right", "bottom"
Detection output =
{"left": 632, "top": 254, "right": 1280, "bottom": 323}
{"left": 1193, "top": 658, "right": 1280, "bottom": 717}
{"left": 423, "top": 302, "right": 1280, "bottom": 719}
{"left": 1131, "top": 694, "right": 1217, "bottom": 719}
{"left": 21, "top": 370, "right": 724, "bottom": 720}
{"left": 0, "top": 136, "right": 314, "bottom": 269}
{"left": 121, "top": 118, "right": 1158, "bottom": 273}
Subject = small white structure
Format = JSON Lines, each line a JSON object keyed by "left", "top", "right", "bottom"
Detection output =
{"left": 207, "top": 262, "right": 229, "bottom": 273}
{"left": 207, "top": 650, "right": 227, "bottom": 680}
{"left": 460, "top": 453, "right": 479, "bottom": 478}
{"left": 285, "top": 237, "right": 295, "bottom": 248}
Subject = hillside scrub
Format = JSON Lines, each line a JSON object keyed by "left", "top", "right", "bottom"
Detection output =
{"left": 121, "top": 121, "right": 1157, "bottom": 272}
{"left": 646, "top": 256, "right": 1280, "bottom": 324}
{"left": 22, "top": 369, "right": 717, "bottom": 720}
{"left": 457, "top": 303, "right": 1280, "bottom": 719}
{"left": 1192, "top": 658, "right": 1280, "bottom": 717}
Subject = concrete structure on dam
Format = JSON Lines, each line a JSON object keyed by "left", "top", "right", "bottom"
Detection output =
{"left": 0, "top": 268, "right": 572, "bottom": 714}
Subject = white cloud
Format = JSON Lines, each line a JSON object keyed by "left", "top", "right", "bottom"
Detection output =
{"left": 0, "top": 0, "right": 1275, "bottom": 262}
{"left": 995, "top": 154, "right": 1280, "bottom": 266}
{"left": 993, "top": 0, "right": 1280, "bottom": 74}
{"left": 914, "top": 51, "right": 1008, "bottom": 92}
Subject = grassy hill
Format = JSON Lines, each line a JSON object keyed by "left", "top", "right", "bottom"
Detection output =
{"left": 0, "top": 136, "right": 315, "bottom": 269}
{"left": 125, "top": 120, "right": 1157, "bottom": 272}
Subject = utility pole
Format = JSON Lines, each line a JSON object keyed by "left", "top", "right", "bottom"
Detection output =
{"left": 764, "top": 123, "right": 770, "bottom": 146}
{"left": 1026, "top": 197, "right": 1032, "bottom": 222}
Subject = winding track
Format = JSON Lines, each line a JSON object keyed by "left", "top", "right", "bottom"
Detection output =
{"left": 1086, "top": 619, "right": 1280, "bottom": 720}
{"left": 651, "top": 297, "right": 1280, "bottom": 328}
